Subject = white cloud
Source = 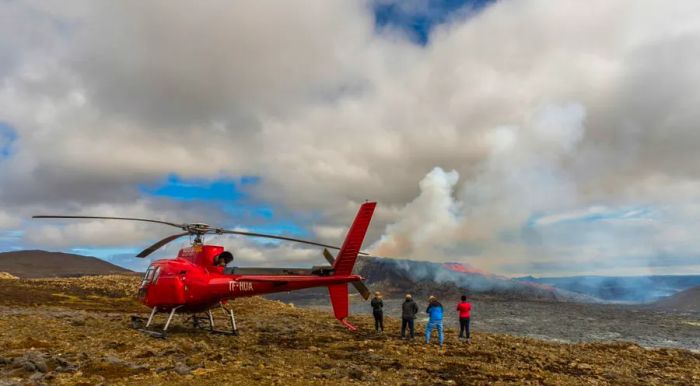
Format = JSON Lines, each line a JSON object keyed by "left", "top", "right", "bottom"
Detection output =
{"left": 313, "top": 225, "right": 346, "bottom": 241}
{"left": 2, "top": 1, "right": 700, "bottom": 274}
{"left": 0, "top": 210, "right": 20, "bottom": 230}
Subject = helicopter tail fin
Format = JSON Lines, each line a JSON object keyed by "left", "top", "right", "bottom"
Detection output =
{"left": 332, "top": 201, "right": 376, "bottom": 276}
{"left": 327, "top": 283, "right": 355, "bottom": 330}
{"left": 326, "top": 202, "right": 376, "bottom": 331}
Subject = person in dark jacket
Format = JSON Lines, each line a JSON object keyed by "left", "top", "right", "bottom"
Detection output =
{"left": 401, "top": 294, "right": 418, "bottom": 339}
{"left": 370, "top": 291, "right": 384, "bottom": 333}
{"left": 425, "top": 295, "right": 444, "bottom": 347}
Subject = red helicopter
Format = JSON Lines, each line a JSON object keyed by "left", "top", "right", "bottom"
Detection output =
{"left": 33, "top": 202, "right": 376, "bottom": 337}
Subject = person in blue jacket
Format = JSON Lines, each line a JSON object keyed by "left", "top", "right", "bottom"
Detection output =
{"left": 425, "top": 295, "right": 444, "bottom": 347}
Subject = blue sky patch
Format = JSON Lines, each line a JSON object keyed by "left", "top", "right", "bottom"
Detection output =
{"left": 373, "top": 0, "right": 494, "bottom": 45}
{"left": 0, "top": 122, "right": 17, "bottom": 158}
{"left": 222, "top": 204, "right": 308, "bottom": 237}
{"left": 139, "top": 174, "right": 309, "bottom": 239}
{"left": 240, "top": 175, "right": 260, "bottom": 185}
{"left": 223, "top": 203, "right": 277, "bottom": 222}
{"left": 71, "top": 247, "right": 141, "bottom": 260}
{"left": 139, "top": 174, "right": 253, "bottom": 202}
{"left": 0, "top": 230, "right": 23, "bottom": 249}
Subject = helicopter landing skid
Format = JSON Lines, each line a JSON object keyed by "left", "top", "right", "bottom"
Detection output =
{"left": 128, "top": 322, "right": 170, "bottom": 339}
{"left": 210, "top": 329, "right": 239, "bottom": 336}
{"left": 136, "top": 327, "right": 167, "bottom": 339}
{"left": 130, "top": 304, "right": 238, "bottom": 338}
{"left": 129, "top": 305, "right": 181, "bottom": 338}
{"left": 189, "top": 307, "right": 238, "bottom": 336}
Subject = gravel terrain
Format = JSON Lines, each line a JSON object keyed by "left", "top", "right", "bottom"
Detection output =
{"left": 1, "top": 275, "right": 699, "bottom": 385}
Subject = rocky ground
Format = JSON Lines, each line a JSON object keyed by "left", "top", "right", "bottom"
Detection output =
{"left": 345, "top": 298, "right": 700, "bottom": 351}
{"left": 1, "top": 276, "right": 699, "bottom": 385}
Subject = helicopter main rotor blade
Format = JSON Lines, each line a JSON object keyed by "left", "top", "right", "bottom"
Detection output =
{"left": 219, "top": 230, "right": 344, "bottom": 251}
{"left": 32, "top": 215, "right": 370, "bottom": 256}
{"left": 137, "top": 232, "right": 191, "bottom": 258}
{"left": 219, "top": 230, "right": 370, "bottom": 255}
{"left": 324, "top": 248, "right": 370, "bottom": 300}
{"left": 32, "top": 215, "right": 185, "bottom": 229}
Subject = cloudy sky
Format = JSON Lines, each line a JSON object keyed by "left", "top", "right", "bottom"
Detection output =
{"left": 2, "top": 0, "right": 700, "bottom": 276}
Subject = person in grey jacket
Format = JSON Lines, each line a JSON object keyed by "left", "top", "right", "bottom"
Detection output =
{"left": 401, "top": 294, "right": 419, "bottom": 339}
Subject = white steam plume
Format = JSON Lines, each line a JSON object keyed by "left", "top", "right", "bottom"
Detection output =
{"left": 371, "top": 103, "right": 588, "bottom": 273}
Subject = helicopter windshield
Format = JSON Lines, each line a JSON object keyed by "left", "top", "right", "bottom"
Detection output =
{"left": 152, "top": 266, "right": 161, "bottom": 283}
{"left": 141, "top": 266, "right": 158, "bottom": 286}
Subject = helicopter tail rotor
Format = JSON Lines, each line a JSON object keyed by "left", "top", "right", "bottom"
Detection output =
{"left": 323, "top": 249, "right": 370, "bottom": 300}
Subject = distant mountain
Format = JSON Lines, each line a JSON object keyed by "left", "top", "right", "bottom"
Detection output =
{"left": 268, "top": 256, "right": 593, "bottom": 303}
{"left": 653, "top": 285, "right": 700, "bottom": 312}
{"left": 0, "top": 250, "right": 132, "bottom": 278}
{"left": 517, "top": 275, "right": 700, "bottom": 303}
{"left": 355, "top": 257, "right": 593, "bottom": 302}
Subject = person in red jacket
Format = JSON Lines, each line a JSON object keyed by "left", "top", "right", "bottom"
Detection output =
{"left": 456, "top": 295, "right": 472, "bottom": 343}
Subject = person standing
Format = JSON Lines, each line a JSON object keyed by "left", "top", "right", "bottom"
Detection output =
{"left": 371, "top": 291, "right": 384, "bottom": 333}
{"left": 457, "top": 295, "right": 472, "bottom": 343}
{"left": 401, "top": 294, "right": 418, "bottom": 339}
{"left": 425, "top": 295, "right": 444, "bottom": 347}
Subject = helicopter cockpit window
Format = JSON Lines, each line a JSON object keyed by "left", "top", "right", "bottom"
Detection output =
{"left": 214, "top": 251, "right": 234, "bottom": 267}
{"left": 141, "top": 266, "right": 157, "bottom": 286}
{"left": 152, "top": 266, "right": 161, "bottom": 283}
{"left": 141, "top": 267, "right": 152, "bottom": 286}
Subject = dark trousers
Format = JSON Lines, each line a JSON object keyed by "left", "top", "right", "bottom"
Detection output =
{"left": 373, "top": 311, "right": 383, "bottom": 331}
{"left": 401, "top": 318, "right": 415, "bottom": 338}
{"left": 459, "top": 317, "right": 471, "bottom": 338}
